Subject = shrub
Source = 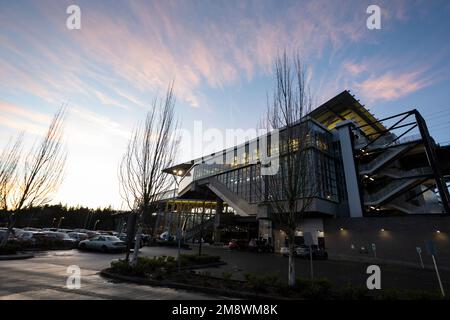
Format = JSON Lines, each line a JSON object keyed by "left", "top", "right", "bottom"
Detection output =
{"left": 110, "top": 256, "right": 176, "bottom": 277}
{"left": 110, "top": 259, "right": 133, "bottom": 274}
{"left": 222, "top": 272, "right": 232, "bottom": 282}
{"left": 405, "top": 290, "right": 443, "bottom": 300}
{"left": 377, "top": 288, "right": 401, "bottom": 300}
{"left": 0, "top": 243, "right": 19, "bottom": 255}
{"left": 295, "top": 278, "right": 333, "bottom": 300}
{"left": 179, "top": 254, "right": 221, "bottom": 266}
{"left": 337, "top": 284, "right": 371, "bottom": 300}
{"left": 244, "top": 273, "right": 280, "bottom": 292}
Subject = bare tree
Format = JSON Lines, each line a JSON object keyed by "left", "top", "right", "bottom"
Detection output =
{"left": 0, "top": 134, "right": 23, "bottom": 211}
{"left": 1, "top": 107, "right": 67, "bottom": 246}
{"left": 262, "top": 52, "right": 317, "bottom": 287}
{"left": 119, "top": 83, "right": 179, "bottom": 264}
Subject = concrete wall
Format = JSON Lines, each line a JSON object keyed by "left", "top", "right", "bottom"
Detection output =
{"left": 324, "top": 215, "right": 450, "bottom": 268}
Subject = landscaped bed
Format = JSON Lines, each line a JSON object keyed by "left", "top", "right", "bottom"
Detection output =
{"left": 102, "top": 254, "right": 446, "bottom": 300}
{"left": 0, "top": 244, "right": 34, "bottom": 260}
{"left": 0, "top": 244, "right": 19, "bottom": 255}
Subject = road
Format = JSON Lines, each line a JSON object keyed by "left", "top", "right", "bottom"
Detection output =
{"left": 1, "top": 245, "right": 449, "bottom": 299}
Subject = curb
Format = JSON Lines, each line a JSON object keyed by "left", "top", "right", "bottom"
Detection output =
{"left": 100, "top": 269, "right": 291, "bottom": 300}
{"left": 0, "top": 253, "right": 34, "bottom": 261}
{"left": 182, "top": 261, "right": 227, "bottom": 270}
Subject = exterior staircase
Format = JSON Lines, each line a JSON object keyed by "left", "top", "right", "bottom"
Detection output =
{"left": 206, "top": 177, "right": 258, "bottom": 216}
{"left": 359, "top": 143, "right": 414, "bottom": 175}
{"left": 364, "top": 178, "right": 422, "bottom": 206}
{"left": 382, "top": 167, "right": 432, "bottom": 179}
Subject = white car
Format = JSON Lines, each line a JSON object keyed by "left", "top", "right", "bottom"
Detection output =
{"left": 68, "top": 232, "right": 89, "bottom": 242}
{"left": 280, "top": 247, "right": 289, "bottom": 256}
{"left": 78, "top": 235, "right": 126, "bottom": 253}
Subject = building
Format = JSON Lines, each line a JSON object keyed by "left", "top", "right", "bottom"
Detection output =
{"left": 156, "top": 90, "right": 450, "bottom": 265}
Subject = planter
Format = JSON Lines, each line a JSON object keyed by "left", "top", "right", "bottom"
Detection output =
{"left": 0, "top": 253, "right": 34, "bottom": 261}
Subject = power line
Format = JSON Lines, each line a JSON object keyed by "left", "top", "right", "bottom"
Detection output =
{"left": 422, "top": 107, "right": 450, "bottom": 116}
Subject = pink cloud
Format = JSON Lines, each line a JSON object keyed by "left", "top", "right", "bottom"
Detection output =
{"left": 0, "top": 101, "right": 50, "bottom": 135}
{"left": 0, "top": 0, "right": 435, "bottom": 112}
{"left": 356, "top": 70, "right": 431, "bottom": 102}
{"left": 343, "top": 61, "right": 368, "bottom": 76}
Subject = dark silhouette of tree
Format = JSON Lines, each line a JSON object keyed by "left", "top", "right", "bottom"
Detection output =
{"left": 262, "top": 52, "right": 317, "bottom": 287}
{"left": 118, "top": 83, "right": 179, "bottom": 263}
{"left": 1, "top": 107, "right": 67, "bottom": 246}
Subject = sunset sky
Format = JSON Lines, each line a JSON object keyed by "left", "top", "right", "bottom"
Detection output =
{"left": 1, "top": 0, "right": 450, "bottom": 209}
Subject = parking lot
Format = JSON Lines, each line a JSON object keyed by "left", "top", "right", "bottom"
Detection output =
{"left": 0, "top": 248, "right": 222, "bottom": 300}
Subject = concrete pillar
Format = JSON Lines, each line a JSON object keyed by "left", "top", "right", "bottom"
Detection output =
{"left": 213, "top": 200, "right": 223, "bottom": 243}
{"left": 335, "top": 120, "right": 364, "bottom": 218}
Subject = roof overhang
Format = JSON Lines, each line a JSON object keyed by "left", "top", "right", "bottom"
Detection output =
{"left": 308, "top": 90, "right": 386, "bottom": 137}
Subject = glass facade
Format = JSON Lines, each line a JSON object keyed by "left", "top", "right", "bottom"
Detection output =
{"left": 187, "top": 119, "right": 346, "bottom": 204}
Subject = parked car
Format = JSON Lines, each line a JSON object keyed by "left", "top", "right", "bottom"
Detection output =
{"left": 295, "top": 245, "right": 328, "bottom": 260}
{"left": 0, "top": 229, "right": 16, "bottom": 242}
{"left": 56, "top": 229, "right": 73, "bottom": 233}
{"left": 141, "top": 234, "right": 152, "bottom": 246}
{"left": 67, "top": 232, "right": 89, "bottom": 243}
{"left": 248, "top": 239, "right": 273, "bottom": 253}
{"left": 42, "top": 228, "right": 58, "bottom": 232}
{"left": 78, "top": 235, "right": 126, "bottom": 253}
{"left": 228, "top": 239, "right": 248, "bottom": 250}
{"left": 12, "top": 228, "right": 25, "bottom": 237}
{"left": 17, "top": 231, "right": 48, "bottom": 245}
{"left": 44, "top": 232, "right": 77, "bottom": 248}
{"left": 118, "top": 233, "right": 144, "bottom": 248}
{"left": 22, "top": 227, "right": 41, "bottom": 232}
{"left": 72, "top": 228, "right": 89, "bottom": 233}
{"left": 159, "top": 231, "right": 174, "bottom": 241}
{"left": 280, "top": 246, "right": 289, "bottom": 256}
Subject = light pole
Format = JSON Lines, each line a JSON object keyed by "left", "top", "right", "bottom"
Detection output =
{"left": 51, "top": 217, "right": 56, "bottom": 227}
{"left": 93, "top": 219, "right": 100, "bottom": 230}
{"left": 57, "top": 217, "right": 65, "bottom": 228}
{"left": 172, "top": 169, "right": 183, "bottom": 272}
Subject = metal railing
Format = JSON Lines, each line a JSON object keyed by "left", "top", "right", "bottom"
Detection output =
{"left": 364, "top": 178, "right": 416, "bottom": 204}
{"left": 383, "top": 167, "right": 432, "bottom": 179}
{"left": 359, "top": 144, "right": 410, "bottom": 173}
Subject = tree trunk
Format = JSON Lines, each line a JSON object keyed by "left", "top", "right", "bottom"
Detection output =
{"left": 125, "top": 212, "right": 137, "bottom": 262}
{"left": 288, "top": 237, "right": 296, "bottom": 287}
{"left": 1, "top": 214, "right": 16, "bottom": 247}
{"left": 131, "top": 225, "right": 143, "bottom": 266}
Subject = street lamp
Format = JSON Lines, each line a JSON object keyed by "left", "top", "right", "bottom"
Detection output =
{"left": 57, "top": 217, "right": 65, "bottom": 228}
{"left": 94, "top": 219, "right": 100, "bottom": 230}
{"left": 172, "top": 170, "right": 182, "bottom": 272}
{"left": 51, "top": 217, "right": 57, "bottom": 227}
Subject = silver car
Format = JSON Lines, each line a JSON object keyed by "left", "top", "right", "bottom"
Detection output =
{"left": 78, "top": 235, "right": 126, "bottom": 253}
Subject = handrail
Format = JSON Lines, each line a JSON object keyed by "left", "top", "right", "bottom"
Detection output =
{"left": 364, "top": 179, "right": 415, "bottom": 203}
{"left": 359, "top": 144, "right": 410, "bottom": 172}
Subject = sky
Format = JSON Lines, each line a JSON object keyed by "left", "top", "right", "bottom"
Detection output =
{"left": 1, "top": 0, "right": 450, "bottom": 209}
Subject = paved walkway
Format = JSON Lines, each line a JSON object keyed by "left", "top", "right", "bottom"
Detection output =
{"left": 0, "top": 257, "right": 221, "bottom": 300}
